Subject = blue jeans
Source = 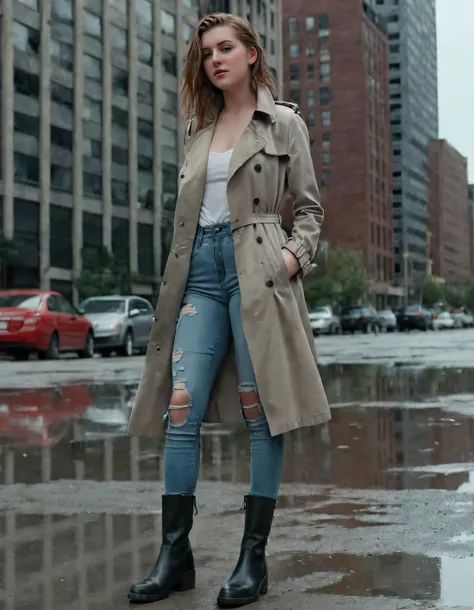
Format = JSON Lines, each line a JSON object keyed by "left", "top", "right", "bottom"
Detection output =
{"left": 163, "top": 222, "right": 285, "bottom": 500}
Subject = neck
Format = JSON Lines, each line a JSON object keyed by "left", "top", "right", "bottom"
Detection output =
{"left": 222, "top": 82, "right": 257, "bottom": 115}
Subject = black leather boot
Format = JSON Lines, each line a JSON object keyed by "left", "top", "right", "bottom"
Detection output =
{"left": 128, "top": 494, "right": 196, "bottom": 604}
{"left": 217, "top": 495, "right": 276, "bottom": 607}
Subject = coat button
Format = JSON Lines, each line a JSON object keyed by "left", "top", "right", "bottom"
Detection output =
{"left": 178, "top": 220, "right": 184, "bottom": 227}
{"left": 156, "top": 346, "right": 160, "bottom": 352}
{"left": 162, "top": 281, "right": 167, "bottom": 286}
{"left": 254, "top": 164, "right": 262, "bottom": 172}
{"left": 180, "top": 174, "right": 185, "bottom": 179}
{"left": 253, "top": 197, "right": 260, "bottom": 205}
{"left": 256, "top": 236, "right": 263, "bottom": 244}
{"left": 266, "top": 280, "right": 273, "bottom": 287}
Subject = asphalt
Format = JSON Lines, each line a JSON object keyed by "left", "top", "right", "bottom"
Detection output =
{"left": 1, "top": 329, "right": 474, "bottom": 609}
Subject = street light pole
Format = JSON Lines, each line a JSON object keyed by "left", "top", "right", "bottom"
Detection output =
{"left": 403, "top": 251, "right": 409, "bottom": 305}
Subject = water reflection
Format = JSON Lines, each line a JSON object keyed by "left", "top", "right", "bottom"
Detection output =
{"left": 1, "top": 366, "right": 474, "bottom": 491}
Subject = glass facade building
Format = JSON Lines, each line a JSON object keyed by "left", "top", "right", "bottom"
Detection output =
{"left": 369, "top": 0, "right": 438, "bottom": 287}
{"left": 0, "top": 0, "right": 282, "bottom": 301}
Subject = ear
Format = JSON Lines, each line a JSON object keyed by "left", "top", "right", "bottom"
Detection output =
{"left": 248, "top": 46, "right": 258, "bottom": 66}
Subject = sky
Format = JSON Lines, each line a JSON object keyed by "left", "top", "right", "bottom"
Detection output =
{"left": 437, "top": 0, "right": 474, "bottom": 182}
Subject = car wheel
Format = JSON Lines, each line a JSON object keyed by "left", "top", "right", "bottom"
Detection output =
{"left": 40, "top": 332, "right": 59, "bottom": 360}
{"left": 99, "top": 349, "right": 113, "bottom": 357}
{"left": 78, "top": 332, "right": 94, "bottom": 358}
{"left": 119, "top": 330, "right": 134, "bottom": 357}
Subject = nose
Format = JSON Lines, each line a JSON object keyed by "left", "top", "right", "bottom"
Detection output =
{"left": 211, "top": 50, "right": 222, "bottom": 65}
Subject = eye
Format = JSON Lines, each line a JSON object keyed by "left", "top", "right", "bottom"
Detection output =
{"left": 222, "top": 46, "right": 232, "bottom": 52}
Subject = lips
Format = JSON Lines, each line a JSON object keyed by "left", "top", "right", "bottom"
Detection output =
{"left": 214, "top": 69, "right": 227, "bottom": 77}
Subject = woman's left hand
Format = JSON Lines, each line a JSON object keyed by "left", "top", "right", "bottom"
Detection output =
{"left": 282, "top": 247, "right": 301, "bottom": 278}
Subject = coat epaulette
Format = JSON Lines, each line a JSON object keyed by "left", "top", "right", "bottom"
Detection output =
{"left": 274, "top": 100, "right": 303, "bottom": 117}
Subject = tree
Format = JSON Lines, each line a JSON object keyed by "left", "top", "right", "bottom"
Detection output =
{"left": 303, "top": 271, "right": 338, "bottom": 309}
{"left": 74, "top": 247, "right": 137, "bottom": 302}
{"left": 445, "top": 285, "right": 464, "bottom": 309}
{"left": 421, "top": 277, "right": 444, "bottom": 308}
{"left": 327, "top": 247, "right": 367, "bottom": 307}
{"left": 0, "top": 234, "right": 17, "bottom": 289}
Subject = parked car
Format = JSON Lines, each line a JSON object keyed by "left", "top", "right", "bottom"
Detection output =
{"left": 433, "top": 311, "right": 455, "bottom": 330}
{"left": 339, "top": 305, "right": 380, "bottom": 334}
{"left": 308, "top": 306, "right": 341, "bottom": 336}
{"left": 378, "top": 308, "right": 397, "bottom": 332}
{"left": 451, "top": 309, "right": 474, "bottom": 328}
{"left": 0, "top": 289, "right": 94, "bottom": 360}
{"left": 80, "top": 295, "right": 154, "bottom": 357}
{"left": 396, "top": 304, "right": 433, "bottom": 331}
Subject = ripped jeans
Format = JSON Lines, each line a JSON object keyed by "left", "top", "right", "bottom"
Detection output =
{"left": 163, "top": 222, "right": 285, "bottom": 500}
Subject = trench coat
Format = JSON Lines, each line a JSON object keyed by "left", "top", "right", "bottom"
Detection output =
{"left": 128, "top": 85, "right": 331, "bottom": 438}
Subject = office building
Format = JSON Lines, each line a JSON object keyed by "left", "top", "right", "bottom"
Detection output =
{"left": 0, "top": 0, "right": 282, "bottom": 302}
{"left": 282, "top": 0, "right": 400, "bottom": 306}
{"left": 369, "top": 0, "right": 438, "bottom": 290}
{"left": 428, "top": 139, "right": 471, "bottom": 285}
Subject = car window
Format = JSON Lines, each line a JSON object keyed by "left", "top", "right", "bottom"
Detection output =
{"left": 136, "top": 299, "right": 153, "bottom": 314}
{"left": 82, "top": 299, "right": 126, "bottom": 314}
{"left": 0, "top": 294, "right": 42, "bottom": 309}
{"left": 47, "top": 295, "right": 62, "bottom": 312}
{"left": 129, "top": 299, "right": 142, "bottom": 313}
{"left": 405, "top": 304, "right": 420, "bottom": 313}
{"left": 58, "top": 296, "right": 77, "bottom": 315}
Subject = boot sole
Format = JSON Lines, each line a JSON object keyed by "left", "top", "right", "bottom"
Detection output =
{"left": 216, "top": 579, "right": 267, "bottom": 607}
{"left": 128, "top": 570, "right": 195, "bottom": 604}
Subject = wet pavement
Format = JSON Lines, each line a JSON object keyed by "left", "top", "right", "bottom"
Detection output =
{"left": 1, "top": 333, "right": 474, "bottom": 609}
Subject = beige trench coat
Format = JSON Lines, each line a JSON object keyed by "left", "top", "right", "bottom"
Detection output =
{"left": 128, "top": 85, "right": 331, "bottom": 438}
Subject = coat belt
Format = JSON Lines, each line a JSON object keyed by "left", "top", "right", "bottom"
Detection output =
{"left": 231, "top": 214, "right": 281, "bottom": 232}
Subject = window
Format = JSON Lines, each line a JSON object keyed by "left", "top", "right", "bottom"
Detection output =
{"left": 322, "top": 151, "right": 330, "bottom": 165}
{"left": 318, "top": 13, "right": 329, "bottom": 37}
{"left": 51, "top": 40, "right": 74, "bottom": 72}
{"left": 52, "top": 0, "right": 73, "bottom": 24}
{"left": 321, "top": 170, "right": 329, "bottom": 187}
{"left": 112, "top": 66, "right": 128, "bottom": 97}
{"left": 184, "top": 23, "right": 194, "bottom": 43}
{"left": 289, "top": 64, "right": 299, "bottom": 81}
{"left": 138, "top": 118, "right": 153, "bottom": 137}
{"left": 52, "top": 83, "right": 74, "bottom": 110}
{"left": 50, "top": 205, "right": 72, "bottom": 269}
{"left": 288, "top": 17, "right": 298, "bottom": 36}
{"left": 138, "top": 39, "right": 153, "bottom": 65}
{"left": 307, "top": 64, "right": 315, "bottom": 80}
{"left": 111, "top": 26, "right": 128, "bottom": 53}
{"left": 306, "top": 16, "right": 315, "bottom": 32}
{"left": 82, "top": 212, "right": 102, "bottom": 258}
{"left": 320, "top": 47, "right": 330, "bottom": 81}
{"left": 307, "top": 112, "right": 315, "bottom": 127}
{"left": 84, "top": 97, "right": 102, "bottom": 123}
{"left": 321, "top": 110, "right": 331, "bottom": 126}
{"left": 138, "top": 79, "right": 153, "bottom": 104}
{"left": 14, "top": 112, "right": 39, "bottom": 139}
{"left": 14, "top": 68, "right": 39, "bottom": 97}
{"left": 18, "top": 0, "right": 39, "bottom": 8}
{"left": 83, "top": 173, "right": 102, "bottom": 198}
{"left": 51, "top": 165, "right": 72, "bottom": 192}
{"left": 14, "top": 153, "right": 39, "bottom": 185}
{"left": 161, "top": 126, "right": 177, "bottom": 163}
{"left": 84, "top": 54, "right": 102, "bottom": 82}
{"left": 322, "top": 132, "right": 330, "bottom": 148}
{"left": 306, "top": 40, "right": 315, "bottom": 57}
{"left": 289, "top": 44, "right": 299, "bottom": 58}
{"left": 161, "top": 10, "right": 176, "bottom": 37}
{"left": 162, "top": 49, "right": 177, "bottom": 76}
{"left": 307, "top": 90, "right": 315, "bottom": 106}
{"left": 84, "top": 10, "right": 102, "bottom": 39}
{"left": 136, "top": 0, "right": 152, "bottom": 27}
{"left": 12, "top": 199, "right": 40, "bottom": 288}
{"left": 289, "top": 89, "right": 300, "bottom": 104}
{"left": 112, "top": 179, "right": 129, "bottom": 207}
{"left": 162, "top": 89, "right": 177, "bottom": 114}
{"left": 110, "top": 0, "right": 127, "bottom": 14}
{"left": 13, "top": 22, "right": 40, "bottom": 54}
{"left": 138, "top": 224, "right": 154, "bottom": 278}
{"left": 112, "top": 217, "right": 130, "bottom": 267}
{"left": 319, "top": 87, "right": 331, "bottom": 105}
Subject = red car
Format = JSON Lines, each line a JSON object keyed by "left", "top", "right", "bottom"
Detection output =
{"left": 0, "top": 289, "right": 94, "bottom": 360}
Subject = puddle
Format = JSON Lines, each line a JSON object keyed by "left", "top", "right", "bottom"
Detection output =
{"left": 1, "top": 365, "right": 474, "bottom": 491}
{"left": 271, "top": 551, "right": 474, "bottom": 606}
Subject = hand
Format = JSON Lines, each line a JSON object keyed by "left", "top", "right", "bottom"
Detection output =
{"left": 282, "top": 247, "right": 300, "bottom": 278}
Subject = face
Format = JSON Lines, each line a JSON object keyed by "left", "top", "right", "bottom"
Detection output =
{"left": 201, "top": 25, "right": 257, "bottom": 91}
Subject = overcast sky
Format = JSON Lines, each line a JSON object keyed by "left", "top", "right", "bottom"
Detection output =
{"left": 437, "top": 0, "right": 474, "bottom": 181}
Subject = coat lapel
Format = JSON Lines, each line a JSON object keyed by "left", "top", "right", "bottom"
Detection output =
{"left": 228, "top": 122, "right": 267, "bottom": 185}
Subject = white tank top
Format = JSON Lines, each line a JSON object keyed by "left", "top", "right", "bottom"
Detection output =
{"left": 199, "top": 149, "right": 233, "bottom": 227}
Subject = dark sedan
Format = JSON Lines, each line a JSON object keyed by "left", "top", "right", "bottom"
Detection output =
{"left": 396, "top": 304, "right": 433, "bottom": 331}
{"left": 340, "top": 305, "right": 380, "bottom": 334}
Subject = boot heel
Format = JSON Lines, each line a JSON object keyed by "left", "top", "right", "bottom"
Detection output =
{"left": 259, "top": 576, "right": 268, "bottom": 595}
{"left": 174, "top": 569, "right": 196, "bottom": 592}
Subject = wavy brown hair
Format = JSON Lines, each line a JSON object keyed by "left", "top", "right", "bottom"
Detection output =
{"left": 181, "top": 13, "right": 275, "bottom": 132}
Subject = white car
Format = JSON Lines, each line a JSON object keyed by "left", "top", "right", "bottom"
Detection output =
{"left": 308, "top": 306, "right": 341, "bottom": 336}
{"left": 433, "top": 311, "right": 455, "bottom": 330}
{"left": 378, "top": 309, "right": 397, "bottom": 332}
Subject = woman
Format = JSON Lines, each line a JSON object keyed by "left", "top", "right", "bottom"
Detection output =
{"left": 127, "top": 12, "right": 330, "bottom": 607}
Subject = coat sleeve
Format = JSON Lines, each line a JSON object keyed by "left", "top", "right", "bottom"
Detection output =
{"left": 283, "top": 113, "right": 324, "bottom": 279}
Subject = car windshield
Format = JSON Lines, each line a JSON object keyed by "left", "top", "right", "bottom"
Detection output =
{"left": 379, "top": 309, "right": 392, "bottom": 315}
{"left": 405, "top": 305, "right": 421, "bottom": 313}
{"left": 341, "top": 307, "right": 361, "bottom": 317}
{"left": 81, "top": 299, "right": 125, "bottom": 314}
{"left": 311, "top": 307, "right": 329, "bottom": 315}
{"left": 0, "top": 294, "right": 42, "bottom": 309}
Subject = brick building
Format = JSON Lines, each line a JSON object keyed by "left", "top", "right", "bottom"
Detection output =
{"left": 282, "top": 0, "right": 399, "bottom": 306}
{"left": 428, "top": 140, "right": 471, "bottom": 285}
